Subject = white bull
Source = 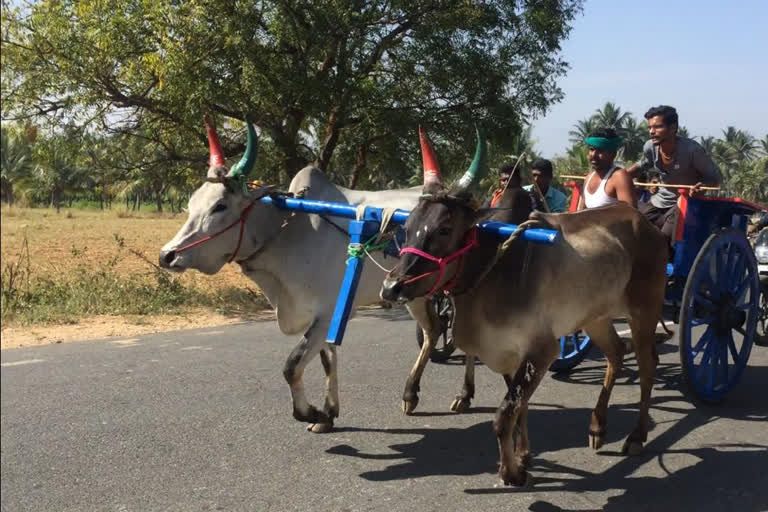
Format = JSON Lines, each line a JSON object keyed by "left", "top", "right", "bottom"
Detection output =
{"left": 159, "top": 118, "right": 445, "bottom": 432}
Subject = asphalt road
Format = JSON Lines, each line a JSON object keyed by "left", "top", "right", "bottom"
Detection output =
{"left": 2, "top": 309, "right": 767, "bottom": 512}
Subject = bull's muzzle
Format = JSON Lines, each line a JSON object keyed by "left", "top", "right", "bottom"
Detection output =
{"left": 159, "top": 250, "right": 181, "bottom": 271}
{"left": 380, "top": 277, "right": 404, "bottom": 301}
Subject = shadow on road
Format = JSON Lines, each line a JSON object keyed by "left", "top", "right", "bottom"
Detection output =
{"left": 328, "top": 359, "right": 768, "bottom": 511}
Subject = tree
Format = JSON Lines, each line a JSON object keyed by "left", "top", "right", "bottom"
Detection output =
{"left": 621, "top": 117, "right": 648, "bottom": 162}
{"left": 760, "top": 135, "right": 768, "bottom": 157}
{"left": 729, "top": 157, "right": 768, "bottom": 203}
{"left": 698, "top": 136, "right": 716, "bottom": 155}
{"left": 592, "top": 102, "right": 632, "bottom": 132}
{"left": 2, "top": 0, "right": 584, "bottom": 189}
{"left": 0, "top": 127, "right": 34, "bottom": 204}
{"left": 568, "top": 117, "right": 597, "bottom": 147}
{"left": 719, "top": 127, "right": 758, "bottom": 164}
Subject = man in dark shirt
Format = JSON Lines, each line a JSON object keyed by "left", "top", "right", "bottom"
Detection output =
{"left": 626, "top": 105, "right": 722, "bottom": 242}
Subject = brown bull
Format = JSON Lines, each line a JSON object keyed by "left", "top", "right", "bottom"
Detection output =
{"left": 380, "top": 131, "right": 667, "bottom": 486}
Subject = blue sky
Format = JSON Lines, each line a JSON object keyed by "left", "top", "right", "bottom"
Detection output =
{"left": 532, "top": 0, "right": 768, "bottom": 157}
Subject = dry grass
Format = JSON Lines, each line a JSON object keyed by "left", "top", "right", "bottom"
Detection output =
{"left": 1, "top": 205, "right": 251, "bottom": 293}
{"left": 1, "top": 206, "right": 269, "bottom": 332}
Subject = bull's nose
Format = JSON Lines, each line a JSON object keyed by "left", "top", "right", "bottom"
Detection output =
{"left": 159, "top": 250, "right": 176, "bottom": 268}
{"left": 380, "top": 278, "right": 404, "bottom": 301}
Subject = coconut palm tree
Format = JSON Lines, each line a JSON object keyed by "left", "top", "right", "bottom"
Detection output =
{"left": 593, "top": 102, "right": 632, "bottom": 132}
{"left": 698, "top": 136, "right": 716, "bottom": 155}
{"left": 35, "top": 147, "right": 85, "bottom": 213}
{"left": 677, "top": 126, "right": 690, "bottom": 139}
{"left": 621, "top": 117, "right": 648, "bottom": 162}
{"left": 568, "top": 117, "right": 597, "bottom": 147}
{"left": 719, "top": 126, "right": 758, "bottom": 163}
{"left": 759, "top": 135, "right": 768, "bottom": 157}
{"left": 0, "top": 128, "right": 34, "bottom": 205}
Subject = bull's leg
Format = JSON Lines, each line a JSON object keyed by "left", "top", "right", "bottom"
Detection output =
{"left": 494, "top": 359, "right": 547, "bottom": 487}
{"left": 402, "top": 299, "right": 441, "bottom": 414}
{"left": 282, "top": 321, "right": 336, "bottom": 433}
{"left": 514, "top": 402, "right": 531, "bottom": 469}
{"left": 622, "top": 314, "right": 658, "bottom": 455}
{"left": 582, "top": 318, "right": 625, "bottom": 451}
{"left": 314, "top": 345, "right": 339, "bottom": 433}
{"left": 450, "top": 355, "right": 475, "bottom": 413}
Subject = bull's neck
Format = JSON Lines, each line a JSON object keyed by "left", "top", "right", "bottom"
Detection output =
{"left": 450, "top": 229, "right": 528, "bottom": 296}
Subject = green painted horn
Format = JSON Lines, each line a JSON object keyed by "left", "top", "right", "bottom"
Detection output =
{"left": 457, "top": 126, "right": 487, "bottom": 190}
{"left": 228, "top": 121, "right": 258, "bottom": 178}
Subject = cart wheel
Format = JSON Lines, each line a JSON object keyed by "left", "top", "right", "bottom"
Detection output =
{"left": 679, "top": 228, "right": 759, "bottom": 402}
{"left": 756, "top": 282, "right": 768, "bottom": 347}
{"left": 549, "top": 331, "right": 592, "bottom": 373}
{"left": 416, "top": 295, "right": 457, "bottom": 362}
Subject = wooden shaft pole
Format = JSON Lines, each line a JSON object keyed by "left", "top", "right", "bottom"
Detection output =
{"left": 559, "top": 175, "right": 720, "bottom": 191}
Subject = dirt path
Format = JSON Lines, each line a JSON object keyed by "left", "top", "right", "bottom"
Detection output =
{"left": 0, "top": 310, "right": 276, "bottom": 350}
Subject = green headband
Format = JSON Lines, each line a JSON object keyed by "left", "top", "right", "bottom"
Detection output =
{"left": 585, "top": 136, "right": 623, "bottom": 151}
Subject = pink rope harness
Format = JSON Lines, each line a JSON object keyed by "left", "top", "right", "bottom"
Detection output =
{"left": 398, "top": 228, "right": 479, "bottom": 296}
{"left": 174, "top": 201, "right": 255, "bottom": 264}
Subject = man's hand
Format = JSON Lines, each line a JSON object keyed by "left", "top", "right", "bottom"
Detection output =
{"left": 690, "top": 182, "right": 704, "bottom": 196}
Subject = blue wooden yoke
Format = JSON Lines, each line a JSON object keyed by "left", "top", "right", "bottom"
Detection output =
{"left": 261, "top": 195, "right": 560, "bottom": 346}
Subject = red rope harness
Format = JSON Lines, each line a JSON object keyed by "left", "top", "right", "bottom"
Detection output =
{"left": 398, "top": 228, "right": 479, "bottom": 296}
{"left": 174, "top": 201, "right": 256, "bottom": 263}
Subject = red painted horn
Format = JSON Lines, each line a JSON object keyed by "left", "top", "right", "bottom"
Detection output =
{"left": 419, "top": 125, "right": 441, "bottom": 185}
{"left": 204, "top": 115, "right": 225, "bottom": 168}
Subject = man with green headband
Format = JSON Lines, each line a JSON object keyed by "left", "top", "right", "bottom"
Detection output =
{"left": 578, "top": 128, "right": 636, "bottom": 210}
{"left": 625, "top": 105, "right": 721, "bottom": 242}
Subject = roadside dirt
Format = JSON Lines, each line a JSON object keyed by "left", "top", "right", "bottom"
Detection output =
{"left": 0, "top": 310, "right": 276, "bottom": 350}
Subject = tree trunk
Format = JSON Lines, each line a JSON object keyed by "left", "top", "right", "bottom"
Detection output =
{"left": 3, "top": 181, "right": 14, "bottom": 205}
{"left": 349, "top": 143, "right": 369, "bottom": 189}
{"left": 155, "top": 195, "right": 163, "bottom": 213}
{"left": 316, "top": 106, "right": 343, "bottom": 172}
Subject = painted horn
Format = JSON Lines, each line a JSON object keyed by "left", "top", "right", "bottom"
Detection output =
{"left": 228, "top": 121, "right": 258, "bottom": 178}
{"left": 204, "top": 115, "right": 225, "bottom": 168}
{"left": 419, "top": 125, "right": 441, "bottom": 185}
{"left": 456, "top": 126, "right": 487, "bottom": 190}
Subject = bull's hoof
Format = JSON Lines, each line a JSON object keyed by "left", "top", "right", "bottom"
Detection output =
{"left": 500, "top": 467, "right": 532, "bottom": 488}
{"left": 402, "top": 397, "right": 419, "bottom": 415}
{"left": 589, "top": 431, "right": 605, "bottom": 451}
{"left": 519, "top": 452, "right": 532, "bottom": 469}
{"left": 621, "top": 438, "right": 644, "bottom": 456}
{"left": 307, "top": 422, "right": 334, "bottom": 434}
{"left": 450, "top": 397, "right": 471, "bottom": 413}
{"left": 293, "top": 405, "right": 331, "bottom": 425}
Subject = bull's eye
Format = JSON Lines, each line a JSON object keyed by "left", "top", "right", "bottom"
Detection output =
{"left": 438, "top": 227, "right": 451, "bottom": 236}
{"left": 212, "top": 203, "right": 228, "bottom": 214}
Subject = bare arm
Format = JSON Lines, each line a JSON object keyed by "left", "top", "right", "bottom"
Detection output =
{"left": 611, "top": 169, "right": 637, "bottom": 208}
{"left": 624, "top": 162, "right": 641, "bottom": 177}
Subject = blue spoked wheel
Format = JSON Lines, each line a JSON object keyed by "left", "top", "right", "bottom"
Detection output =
{"left": 549, "top": 330, "right": 592, "bottom": 373}
{"left": 679, "top": 228, "right": 759, "bottom": 403}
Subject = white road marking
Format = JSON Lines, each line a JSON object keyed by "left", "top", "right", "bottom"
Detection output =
{"left": 195, "top": 330, "right": 224, "bottom": 336}
{"left": 180, "top": 346, "right": 213, "bottom": 351}
{"left": 1, "top": 359, "right": 45, "bottom": 367}
{"left": 111, "top": 339, "right": 140, "bottom": 347}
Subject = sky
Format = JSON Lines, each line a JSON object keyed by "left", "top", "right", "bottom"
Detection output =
{"left": 531, "top": 0, "right": 768, "bottom": 157}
